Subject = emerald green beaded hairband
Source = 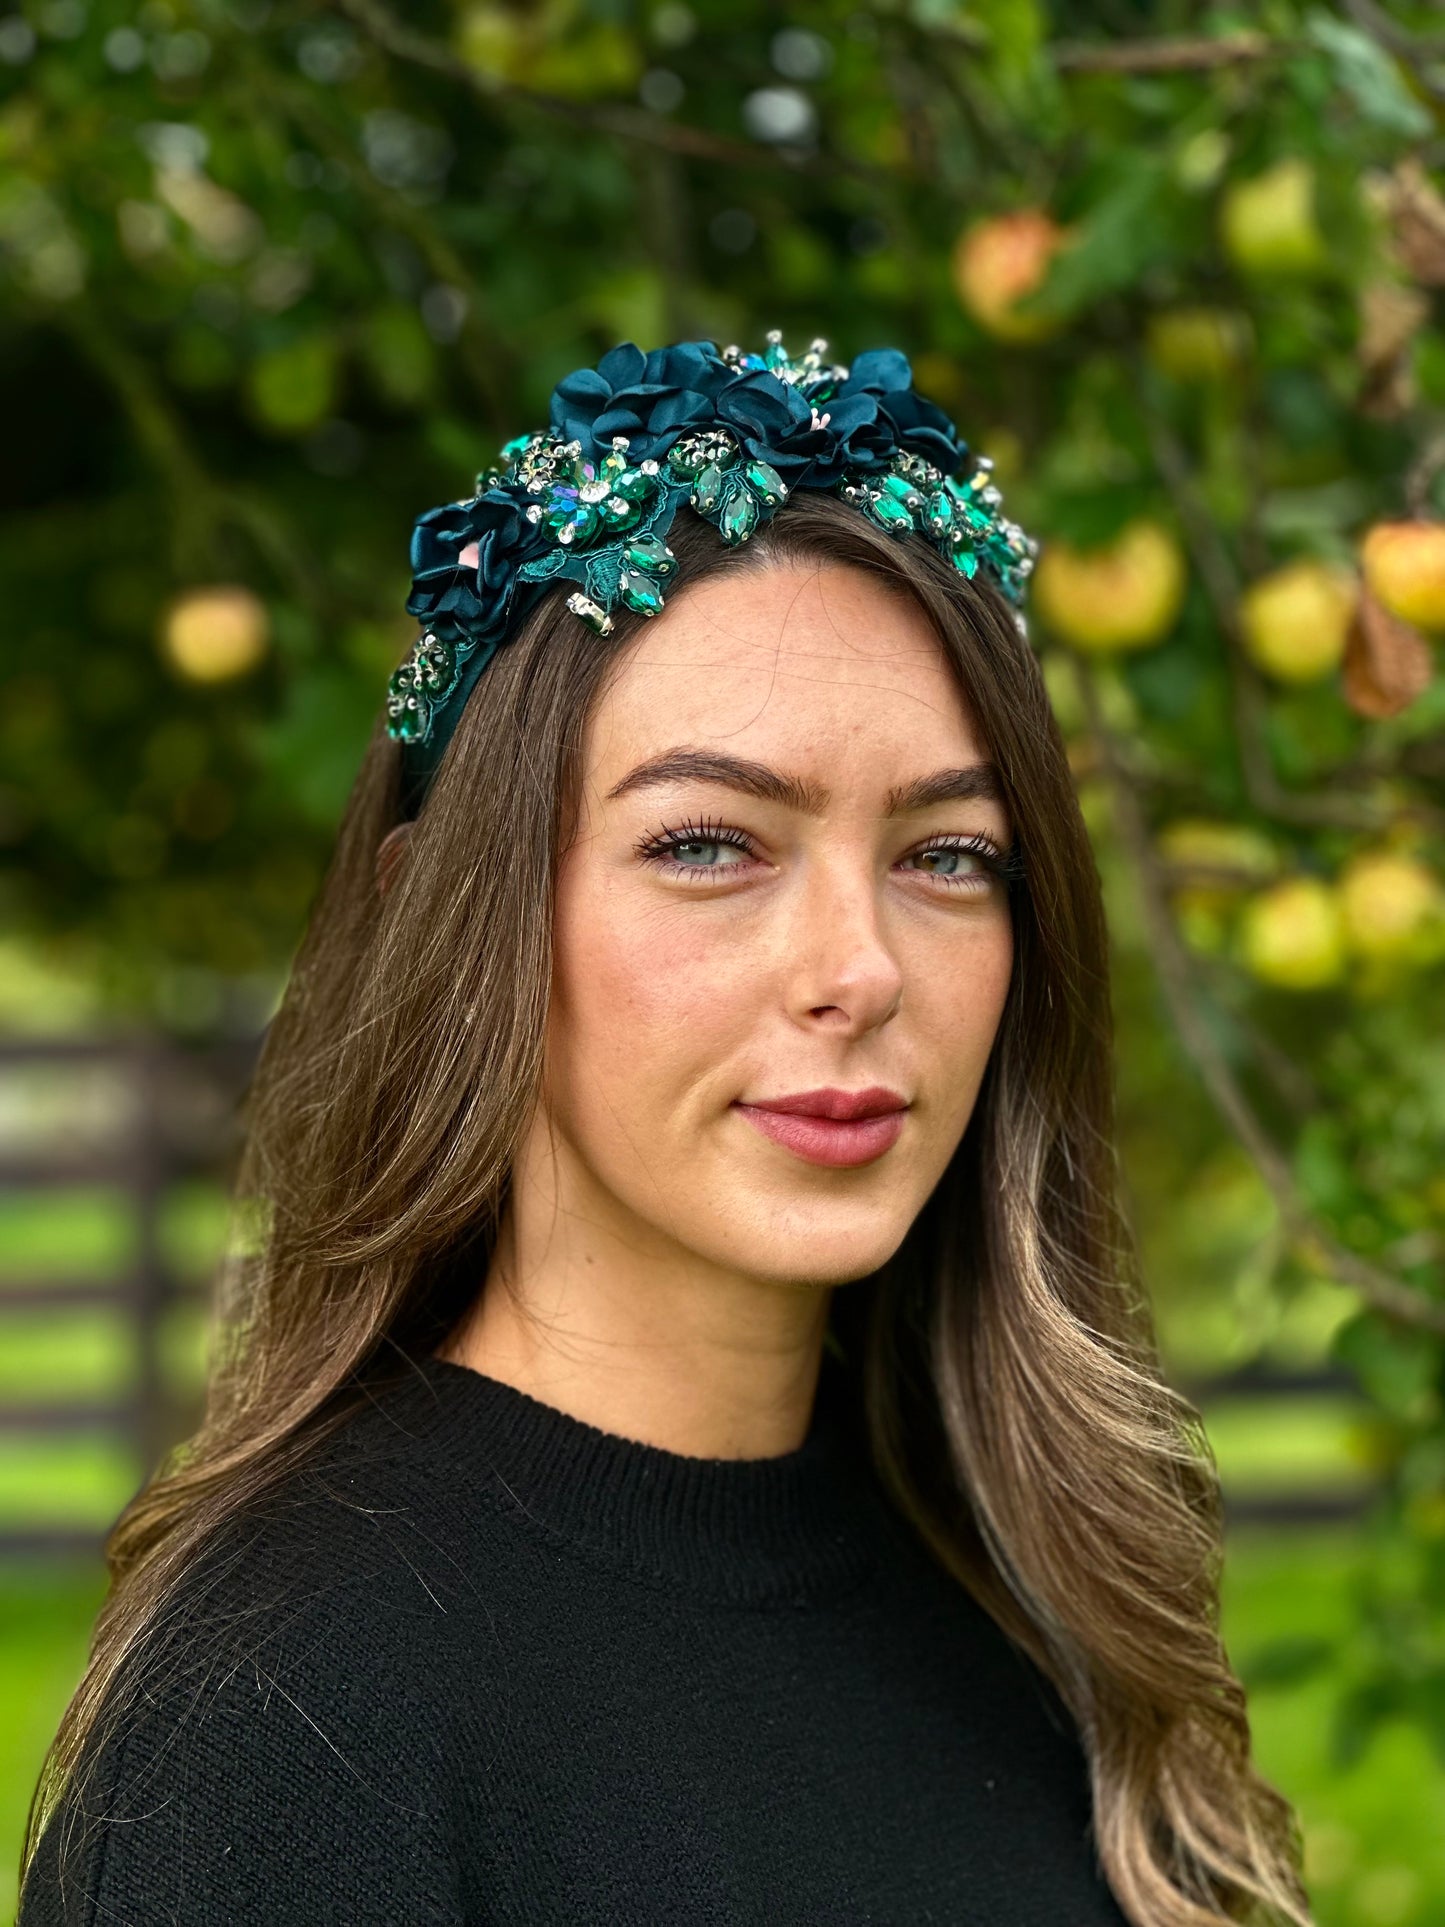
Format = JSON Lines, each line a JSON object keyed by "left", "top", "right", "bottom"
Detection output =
{"left": 386, "top": 328, "right": 1039, "bottom": 819}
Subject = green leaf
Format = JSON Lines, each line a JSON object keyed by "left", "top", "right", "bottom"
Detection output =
{"left": 1020, "top": 159, "right": 1184, "bottom": 318}
{"left": 248, "top": 666, "right": 377, "bottom": 830}
{"left": 360, "top": 304, "right": 437, "bottom": 409}
{"left": 1304, "top": 12, "right": 1434, "bottom": 139}
{"left": 1333, "top": 1310, "right": 1443, "bottom": 1421}
{"left": 1293, "top": 1115, "right": 1356, "bottom": 1217}
{"left": 247, "top": 334, "right": 339, "bottom": 435}
{"left": 962, "top": 0, "right": 1045, "bottom": 91}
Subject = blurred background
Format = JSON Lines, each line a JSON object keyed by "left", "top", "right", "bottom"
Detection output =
{"left": 3, "top": 1, "right": 1445, "bottom": 1921}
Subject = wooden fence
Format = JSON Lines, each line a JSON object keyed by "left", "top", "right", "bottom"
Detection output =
{"left": 0, "top": 1032, "right": 1377, "bottom": 1560}
{"left": 0, "top": 1031, "right": 256, "bottom": 1557}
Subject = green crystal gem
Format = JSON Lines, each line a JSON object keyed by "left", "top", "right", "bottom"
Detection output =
{"left": 619, "top": 567, "right": 666, "bottom": 616}
{"left": 744, "top": 459, "right": 786, "bottom": 507}
{"left": 865, "top": 492, "right": 914, "bottom": 534}
{"left": 626, "top": 533, "right": 677, "bottom": 577}
{"left": 719, "top": 485, "right": 759, "bottom": 543}
{"left": 925, "top": 488, "right": 955, "bottom": 537}
{"left": 547, "top": 498, "right": 599, "bottom": 544}
{"left": 386, "top": 678, "right": 430, "bottom": 743}
{"left": 415, "top": 635, "right": 456, "bottom": 693}
{"left": 882, "top": 473, "right": 923, "bottom": 509}
{"left": 693, "top": 463, "right": 726, "bottom": 513}
{"left": 951, "top": 546, "right": 980, "bottom": 579}
{"left": 613, "top": 467, "right": 654, "bottom": 504}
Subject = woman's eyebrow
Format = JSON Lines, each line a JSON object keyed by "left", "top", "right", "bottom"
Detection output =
{"left": 604, "top": 747, "right": 1005, "bottom": 817}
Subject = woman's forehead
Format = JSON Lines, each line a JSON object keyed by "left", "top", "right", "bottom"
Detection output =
{"left": 585, "top": 562, "right": 989, "bottom": 772}
{"left": 621, "top": 557, "right": 933, "bottom": 653}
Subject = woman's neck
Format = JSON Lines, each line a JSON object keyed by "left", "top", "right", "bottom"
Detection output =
{"left": 437, "top": 1234, "right": 836, "bottom": 1463}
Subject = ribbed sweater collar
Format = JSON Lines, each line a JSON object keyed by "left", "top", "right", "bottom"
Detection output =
{"left": 390, "top": 1348, "right": 889, "bottom": 1608}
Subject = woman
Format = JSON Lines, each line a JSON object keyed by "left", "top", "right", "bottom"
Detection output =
{"left": 19, "top": 332, "right": 1312, "bottom": 1925}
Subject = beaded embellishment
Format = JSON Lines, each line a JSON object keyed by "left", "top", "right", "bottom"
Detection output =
{"left": 386, "top": 329, "right": 1038, "bottom": 759}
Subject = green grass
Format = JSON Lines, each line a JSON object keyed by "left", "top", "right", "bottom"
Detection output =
{"left": 0, "top": 1180, "right": 233, "bottom": 1286}
{"left": 0, "top": 1300, "right": 213, "bottom": 1541}
{"left": 5, "top": 1532, "right": 1443, "bottom": 1924}
{"left": 0, "top": 1313, "right": 136, "bottom": 1403}
{"left": 0, "top": 1302, "right": 214, "bottom": 1410}
{"left": 0, "top": 1441, "right": 141, "bottom": 1530}
{"left": 1223, "top": 1527, "right": 1445, "bottom": 1926}
{"left": 4, "top": 1564, "right": 110, "bottom": 1920}
{"left": 1202, "top": 1395, "right": 1380, "bottom": 1494}
{"left": 0, "top": 1191, "right": 138, "bottom": 1280}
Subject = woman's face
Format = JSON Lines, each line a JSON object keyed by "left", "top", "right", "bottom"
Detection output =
{"left": 537, "top": 559, "right": 1016, "bottom": 1291}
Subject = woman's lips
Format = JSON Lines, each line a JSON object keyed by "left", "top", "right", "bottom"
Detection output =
{"left": 733, "top": 1102, "right": 906, "bottom": 1168}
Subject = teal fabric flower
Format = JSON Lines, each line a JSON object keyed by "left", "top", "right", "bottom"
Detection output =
{"left": 548, "top": 340, "right": 735, "bottom": 465}
{"left": 389, "top": 328, "right": 1039, "bottom": 818}
{"left": 405, "top": 488, "right": 547, "bottom": 650}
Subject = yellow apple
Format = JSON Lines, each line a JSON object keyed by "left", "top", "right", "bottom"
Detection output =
{"left": 162, "top": 585, "right": 271, "bottom": 682}
{"left": 1144, "top": 307, "right": 1251, "bottom": 384}
{"left": 1359, "top": 520, "right": 1445, "bottom": 633}
{"left": 1338, "top": 850, "right": 1441, "bottom": 959}
{"left": 951, "top": 210, "right": 1073, "bottom": 344}
{"left": 1159, "top": 819, "right": 1279, "bottom": 953}
{"left": 1239, "top": 877, "right": 1347, "bottom": 988}
{"left": 1031, "top": 519, "right": 1187, "bottom": 654}
{"left": 1220, "top": 157, "right": 1329, "bottom": 275}
{"left": 1158, "top": 819, "right": 1278, "bottom": 892}
{"left": 458, "top": 5, "right": 525, "bottom": 80}
{"left": 1238, "top": 559, "right": 1359, "bottom": 683}
{"left": 1163, "top": 820, "right": 1287, "bottom": 955}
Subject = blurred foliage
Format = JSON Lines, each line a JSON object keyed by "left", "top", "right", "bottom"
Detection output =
{"left": 2, "top": 0, "right": 1445, "bottom": 1916}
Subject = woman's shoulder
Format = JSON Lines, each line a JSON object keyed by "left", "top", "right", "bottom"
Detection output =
{"left": 17, "top": 1378, "right": 478, "bottom": 1925}
{"left": 118, "top": 1366, "right": 493, "bottom": 1676}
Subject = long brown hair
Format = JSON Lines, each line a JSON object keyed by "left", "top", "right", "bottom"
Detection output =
{"left": 22, "top": 488, "right": 1311, "bottom": 1925}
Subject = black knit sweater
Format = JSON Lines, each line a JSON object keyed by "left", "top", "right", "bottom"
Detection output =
{"left": 19, "top": 1348, "right": 1129, "bottom": 1925}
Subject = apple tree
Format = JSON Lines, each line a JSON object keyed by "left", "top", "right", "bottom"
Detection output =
{"left": 1, "top": 2, "right": 1443, "bottom": 1911}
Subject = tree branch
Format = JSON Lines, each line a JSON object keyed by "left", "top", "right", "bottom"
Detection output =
{"left": 1071, "top": 652, "right": 1445, "bottom": 1337}
{"left": 1052, "top": 32, "right": 1294, "bottom": 75}
{"left": 331, "top": 0, "right": 880, "bottom": 182}
{"left": 57, "top": 305, "right": 327, "bottom": 609}
{"left": 247, "top": 59, "right": 512, "bottom": 421}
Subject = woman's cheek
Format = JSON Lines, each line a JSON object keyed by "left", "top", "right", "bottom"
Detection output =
{"left": 554, "top": 882, "right": 729, "bottom": 1086}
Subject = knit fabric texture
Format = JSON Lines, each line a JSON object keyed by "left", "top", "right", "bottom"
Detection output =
{"left": 19, "top": 1348, "right": 1130, "bottom": 1925}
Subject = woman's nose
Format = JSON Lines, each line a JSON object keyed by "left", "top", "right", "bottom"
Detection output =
{"left": 785, "top": 856, "right": 907, "bottom": 1029}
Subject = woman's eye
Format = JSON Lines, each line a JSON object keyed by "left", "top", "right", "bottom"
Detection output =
{"left": 672, "top": 839, "right": 746, "bottom": 870}
{"left": 637, "top": 820, "right": 1015, "bottom": 892}
{"left": 899, "top": 846, "right": 995, "bottom": 889}
{"left": 639, "top": 823, "right": 756, "bottom": 881}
